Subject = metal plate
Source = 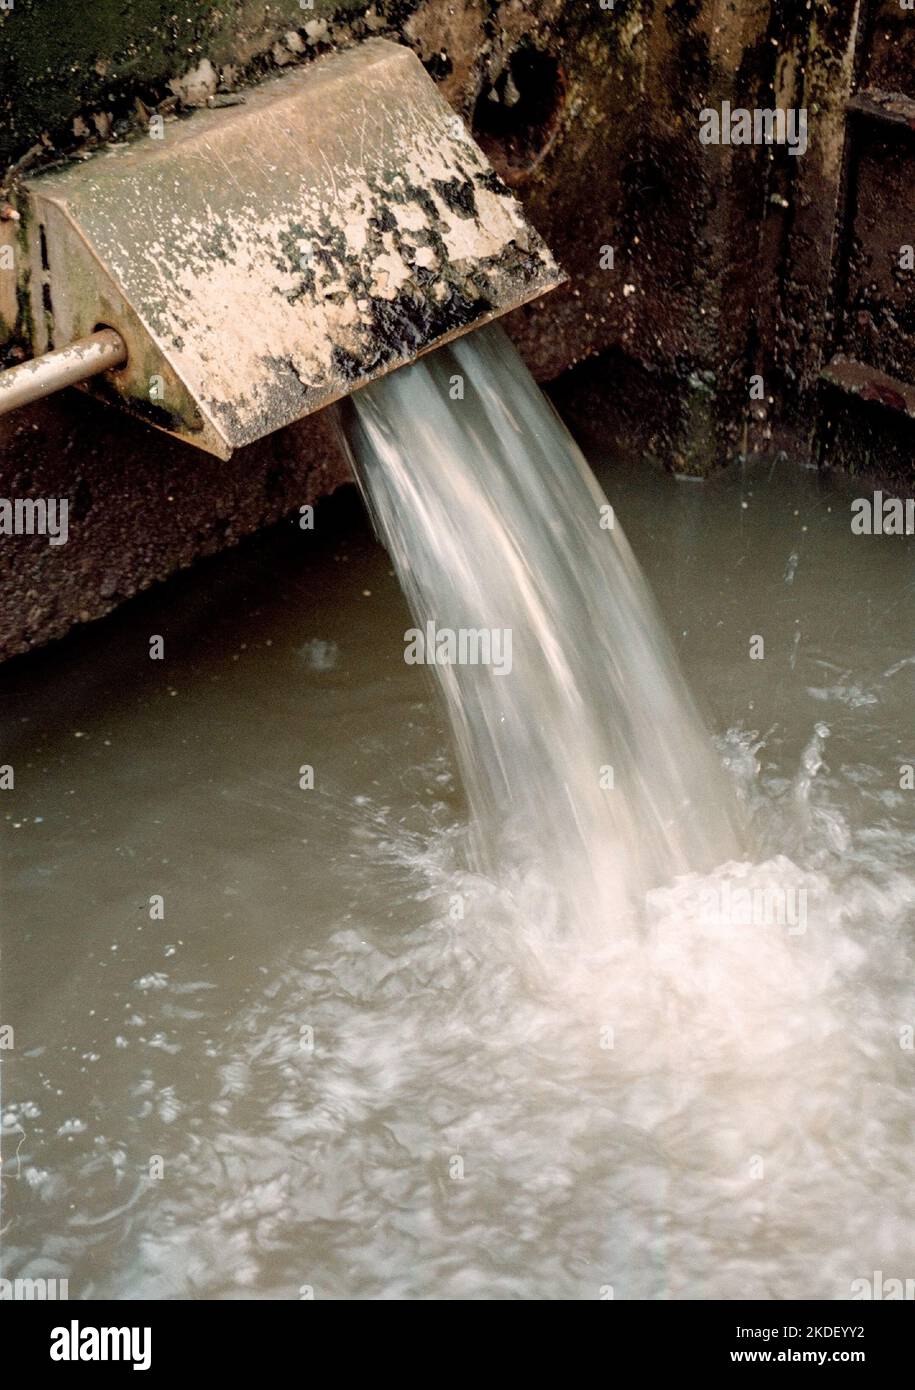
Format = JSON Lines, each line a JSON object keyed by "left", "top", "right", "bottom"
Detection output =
{"left": 21, "top": 40, "right": 563, "bottom": 458}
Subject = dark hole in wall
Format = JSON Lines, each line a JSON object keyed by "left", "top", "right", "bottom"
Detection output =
{"left": 817, "top": 383, "right": 915, "bottom": 487}
{"left": 422, "top": 51, "right": 453, "bottom": 82}
{"left": 472, "top": 46, "right": 565, "bottom": 182}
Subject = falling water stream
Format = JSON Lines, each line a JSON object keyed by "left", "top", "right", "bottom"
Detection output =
{"left": 339, "top": 325, "right": 741, "bottom": 941}
{"left": 1, "top": 327, "right": 913, "bottom": 1299}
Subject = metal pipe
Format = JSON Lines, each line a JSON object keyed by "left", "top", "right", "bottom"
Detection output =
{"left": 0, "top": 329, "right": 127, "bottom": 416}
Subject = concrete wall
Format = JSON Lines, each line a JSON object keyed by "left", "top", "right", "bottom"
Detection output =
{"left": 0, "top": 1, "right": 909, "bottom": 659}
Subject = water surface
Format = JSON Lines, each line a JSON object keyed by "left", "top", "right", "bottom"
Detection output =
{"left": 1, "top": 384, "right": 913, "bottom": 1299}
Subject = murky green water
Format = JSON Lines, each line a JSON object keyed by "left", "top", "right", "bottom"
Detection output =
{"left": 2, "top": 441, "right": 913, "bottom": 1299}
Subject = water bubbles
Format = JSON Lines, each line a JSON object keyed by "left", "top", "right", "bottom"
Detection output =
{"left": 297, "top": 638, "right": 339, "bottom": 671}
{"left": 56, "top": 1118, "right": 87, "bottom": 1137}
{"left": 133, "top": 973, "right": 168, "bottom": 991}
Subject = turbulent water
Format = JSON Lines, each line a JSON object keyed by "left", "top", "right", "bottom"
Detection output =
{"left": 1, "top": 332, "right": 913, "bottom": 1300}
{"left": 339, "top": 325, "right": 741, "bottom": 941}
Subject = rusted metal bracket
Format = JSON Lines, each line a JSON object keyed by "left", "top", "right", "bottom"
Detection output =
{"left": 846, "top": 88, "right": 915, "bottom": 132}
{"left": 12, "top": 40, "right": 563, "bottom": 458}
{"left": 821, "top": 354, "right": 915, "bottom": 419}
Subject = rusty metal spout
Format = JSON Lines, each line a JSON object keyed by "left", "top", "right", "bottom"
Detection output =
{"left": 5, "top": 40, "right": 564, "bottom": 457}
